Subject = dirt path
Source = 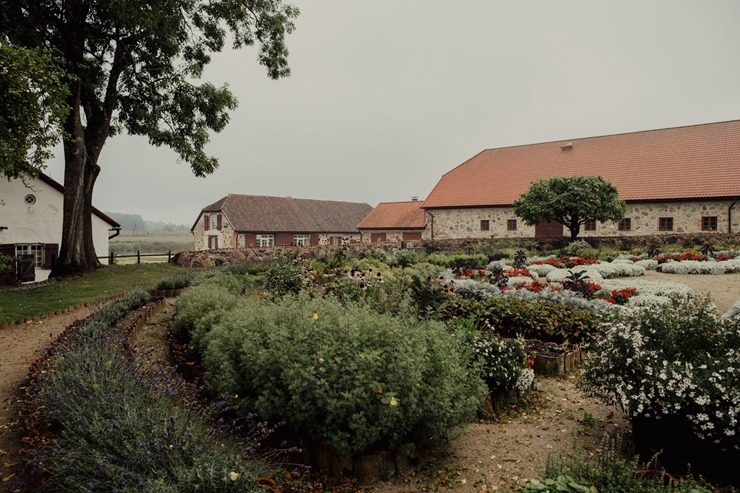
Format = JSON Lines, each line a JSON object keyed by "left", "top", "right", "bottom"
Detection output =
{"left": 0, "top": 272, "right": 737, "bottom": 492}
{"left": 0, "top": 308, "right": 93, "bottom": 492}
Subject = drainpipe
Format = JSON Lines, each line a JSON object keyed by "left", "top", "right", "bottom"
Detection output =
{"left": 108, "top": 226, "right": 121, "bottom": 240}
{"left": 729, "top": 198, "right": 738, "bottom": 233}
{"left": 426, "top": 211, "right": 435, "bottom": 241}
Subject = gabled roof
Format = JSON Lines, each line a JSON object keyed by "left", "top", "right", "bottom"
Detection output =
{"left": 358, "top": 201, "right": 427, "bottom": 230}
{"left": 196, "top": 194, "right": 373, "bottom": 233}
{"left": 38, "top": 173, "right": 120, "bottom": 228}
{"left": 423, "top": 120, "right": 740, "bottom": 209}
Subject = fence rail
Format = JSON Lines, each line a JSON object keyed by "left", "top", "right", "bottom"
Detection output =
{"left": 99, "top": 250, "right": 174, "bottom": 265}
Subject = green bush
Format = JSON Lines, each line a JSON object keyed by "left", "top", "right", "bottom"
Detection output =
{"left": 172, "top": 284, "right": 240, "bottom": 350}
{"left": 190, "top": 270, "right": 248, "bottom": 295}
{"left": 451, "top": 319, "right": 533, "bottom": 394}
{"left": 579, "top": 295, "right": 740, "bottom": 452}
{"left": 481, "top": 297, "right": 601, "bottom": 344}
{"left": 527, "top": 438, "right": 713, "bottom": 493}
{"left": 263, "top": 255, "right": 313, "bottom": 297}
{"left": 156, "top": 271, "right": 194, "bottom": 290}
{"left": 198, "top": 295, "right": 487, "bottom": 457}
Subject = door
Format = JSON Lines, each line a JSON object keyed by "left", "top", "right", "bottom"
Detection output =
{"left": 534, "top": 220, "right": 564, "bottom": 238}
{"left": 370, "top": 232, "right": 387, "bottom": 243}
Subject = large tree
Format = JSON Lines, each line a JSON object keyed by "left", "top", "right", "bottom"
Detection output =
{"left": 0, "top": 1, "right": 298, "bottom": 276}
{"left": 513, "top": 175, "right": 626, "bottom": 241}
{"left": 1, "top": 44, "right": 70, "bottom": 178}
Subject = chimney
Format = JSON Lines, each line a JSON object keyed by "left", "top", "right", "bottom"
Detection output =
{"left": 411, "top": 196, "right": 419, "bottom": 201}
{"left": 561, "top": 142, "right": 573, "bottom": 151}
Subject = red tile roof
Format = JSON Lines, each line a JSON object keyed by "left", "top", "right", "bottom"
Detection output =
{"left": 358, "top": 201, "right": 427, "bottom": 230}
{"left": 422, "top": 120, "right": 740, "bottom": 209}
{"left": 197, "top": 194, "right": 373, "bottom": 233}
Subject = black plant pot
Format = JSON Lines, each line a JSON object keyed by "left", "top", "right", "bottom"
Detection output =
{"left": 631, "top": 414, "right": 739, "bottom": 487}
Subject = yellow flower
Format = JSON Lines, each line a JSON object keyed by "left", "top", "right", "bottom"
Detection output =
{"left": 313, "top": 312, "right": 319, "bottom": 320}
{"left": 389, "top": 397, "right": 398, "bottom": 406}
{"left": 229, "top": 471, "right": 240, "bottom": 481}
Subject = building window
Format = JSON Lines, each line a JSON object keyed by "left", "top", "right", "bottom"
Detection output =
{"left": 617, "top": 218, "right": 632, "bottom": 231}
{"left": 256, "top": 234, "right": 274, "bottom": 247}
{"left": 294, "top": 234, "right": 309, "bottom": 246}
{"left": 209, "top": 214, "right": 219, "bottom": 230}
{"left": 701, "top": 216, "right": 718, "bottom": 231}
{"left": 24, "top": 194, "right": 36, "bottom": 205}
{"left": 507, "top": 219, "right": 517, "bottom": 231}
{"left": 480, "top": 220, "right": 489, "bottom": 231}
{"left": 658, "top": 217, "right": 673, "bottom": 231}
{"left": 584, "top": 219, "right": 597, "bottom": 231}
{"left": 16, "top": 243, "right": 44, "bottom": 267}
{"left": 207, "top": 236, "right": 218, "bottom": 249}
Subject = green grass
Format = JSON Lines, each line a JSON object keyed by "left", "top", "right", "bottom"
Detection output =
{"left": 0, "top": 263, "right": 187, "bottom": 323}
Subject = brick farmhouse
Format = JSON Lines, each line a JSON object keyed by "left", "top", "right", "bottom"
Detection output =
{"left": 357, "top": 200, "right": 427, "bottom": 243}
{"left": 192, "top": 194, "right": 372, "bottom": 251}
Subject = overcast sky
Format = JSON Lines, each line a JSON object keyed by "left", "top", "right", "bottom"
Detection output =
{"left": 45, "top": 0, "right": 740, "bottom": 226}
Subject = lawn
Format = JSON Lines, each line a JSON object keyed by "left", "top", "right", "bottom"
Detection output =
{"left": 0, "top": 263, "right": 186, "bottom": 323}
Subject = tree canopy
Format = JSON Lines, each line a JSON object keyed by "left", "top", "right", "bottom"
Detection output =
{"left": 0, "top": 1, "right": 298, "bottom": 276}
{"left": 0, "top": 44, "right": 70, "bottom": 179}
{"left": 513, "top": 175, "right": 627, "bottom": 241}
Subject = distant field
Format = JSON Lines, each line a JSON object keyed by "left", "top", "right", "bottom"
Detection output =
{"left": 109, "top": 232, "right": 193, "bottom": 255}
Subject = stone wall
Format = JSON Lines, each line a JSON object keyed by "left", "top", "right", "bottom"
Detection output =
{"left": 192, "top": 212, "right": 234, "bottom": 251}
{"left": 426, "top": 199, "right": 740, "bottom": 240}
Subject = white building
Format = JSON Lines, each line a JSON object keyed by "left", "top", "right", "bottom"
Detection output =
{"left": 0, "top": 173, "right": 120, "bottom": 271}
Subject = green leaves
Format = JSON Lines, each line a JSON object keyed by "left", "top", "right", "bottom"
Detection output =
{"left": 0, "top": 45, "right": 70, "bottom": 178}
{"left": 513, "top": 176, "right": 627, "bottom": 240}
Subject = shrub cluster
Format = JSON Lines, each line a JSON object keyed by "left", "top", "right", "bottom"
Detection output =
{"left": 481, "top": 296, "right": 601, "bottom": 344}
{"left": 579, "top": 295, "right": 740, "bottom": 453}
{"left": 187, "top": 293, "right": 487, "bottom": 457}
{"left": 30, "top": 291, "right": 269, "bottom": 492}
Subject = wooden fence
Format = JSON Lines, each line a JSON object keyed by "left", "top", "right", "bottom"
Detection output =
{"left": 100, "top": 250, "right": 174, "bottom": 265}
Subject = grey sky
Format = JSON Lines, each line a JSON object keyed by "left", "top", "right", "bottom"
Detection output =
{"left": 45, "top": 0, "right": 740, "bottom": 226}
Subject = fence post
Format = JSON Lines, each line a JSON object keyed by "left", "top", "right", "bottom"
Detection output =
{"left": 109, "top": 251, "right": 114, "bottom": 265}
{"left": 168, "top": 250, "right": 171, "bottom": 262}
{"left": 137, "top": 250, "right": 141, "bottom": 264}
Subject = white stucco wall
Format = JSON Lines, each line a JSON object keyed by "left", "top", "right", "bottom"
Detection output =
{"left": 0, "top": 175, "right": 114, "bottom": 263}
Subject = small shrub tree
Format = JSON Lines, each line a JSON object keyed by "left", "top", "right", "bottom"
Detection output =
{"left": 513, "top": 176, "right": 626, "bottom": 240}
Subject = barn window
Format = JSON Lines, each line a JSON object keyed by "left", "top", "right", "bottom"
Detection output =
{"left": 257, "top": 234, "right": 274, "bottom": 247}
{"left": 507, "top": 219, "right": 517, "bottom": 231}
{"left": 294, "top": 234, "right": 309, "bottom": 246}
{"left": 480, "top": 220, "right": 489, "bottom": 231}
{"left": 617, "top": 218, "right": 632, "bottom": 231}
{"left": 24, "top": 194, "right": 36, "bottom": 205}
{"left": 701, "top": 216, "right": 718, "bottom": 231}
{"left": 584, "top": 219, "right": 597, "bottom": 231}
{"left": 658, "top": 217, "right": 673, "bottom": 231}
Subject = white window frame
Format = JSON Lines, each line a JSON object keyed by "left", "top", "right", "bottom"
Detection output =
{"left": 257, "top": 234, "right": 275, "bottom": 247}
{"left": 209, "top": 214, "right": 219, "bottom": 230}
{"left": 16, "top": 243, "right": 44, "bottom": 267}
{"left": 294, "top": 234, "right": 309, "bottom": 246}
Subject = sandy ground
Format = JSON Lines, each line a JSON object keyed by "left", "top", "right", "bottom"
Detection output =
{"left": 0, "top": 272, "right": 737, "bottom": 492}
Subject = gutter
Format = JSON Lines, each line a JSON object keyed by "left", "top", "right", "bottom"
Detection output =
{"left": 729, "top": 198, "right": 738, "bottom": 234}
{"left": 426, "top": 211, "right": 435, "bottom": 241}
{"left": 108, "top": 226, "right": 121, "bottom": 240}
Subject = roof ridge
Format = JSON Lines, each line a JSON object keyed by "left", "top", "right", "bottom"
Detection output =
{"left": 480, "top": 118, "right": 740, "bottom": 152}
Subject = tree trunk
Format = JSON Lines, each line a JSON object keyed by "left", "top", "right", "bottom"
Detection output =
{"left": 50, "top": 140, "right": 100, "bottom": 277}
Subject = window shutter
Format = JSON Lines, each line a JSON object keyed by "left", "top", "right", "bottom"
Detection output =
{"left": 217, "top": 215, "right": 222, "bottom": 230}
{"left": 204, "top": 215, "right": 209, "bottom": 231}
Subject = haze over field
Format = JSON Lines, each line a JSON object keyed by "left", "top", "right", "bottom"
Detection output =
{"left": 45, "top": 1, "right": 740, "bottom": 225}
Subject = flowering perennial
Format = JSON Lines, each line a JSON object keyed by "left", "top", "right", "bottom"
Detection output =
{"left": 579, "top": 296, "right": 740, "bottom": 451}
